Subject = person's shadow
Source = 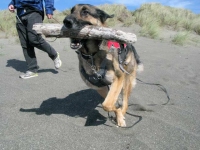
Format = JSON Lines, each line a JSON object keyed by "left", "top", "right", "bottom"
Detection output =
{"left": 20, "top": 89, "right": 107, "bottom": 126}
{"left": 6, "top": 59, "right": 58, "bottom": 74}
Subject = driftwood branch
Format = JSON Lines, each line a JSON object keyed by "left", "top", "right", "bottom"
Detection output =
{"left": 33, "top": 23, "right": 137, "bottom": 44}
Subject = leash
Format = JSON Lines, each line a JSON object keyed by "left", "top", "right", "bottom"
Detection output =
{"left": 136, "top": 78, "right": 170, "bottom": 105}
{"left": 107, "top": 43, "right": 171, "bottom": 128}
{"left": 117, "top": 43, "right": 170, "bottom": 105}
{"left": 107, "top": 76, "right": 170, "bottom": 128}
{"left": 108, "top": 111, "right": 142, "bottom": 129}
{"left": 108, "top": 59, "right": 170, "bottom": 128}
{"left": 107, "top": 77, "right": 170, "bottom": 128}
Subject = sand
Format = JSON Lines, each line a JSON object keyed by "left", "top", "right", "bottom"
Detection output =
{"left": 0, "top": 29, "right": 200, "bottom": 150}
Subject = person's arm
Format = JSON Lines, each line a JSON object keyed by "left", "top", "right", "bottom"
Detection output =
{"left": 44, "top": 0, "right": 55, "bottom": 19}
{"left": 8, "top": 1, "right": 15, "bottom": 13}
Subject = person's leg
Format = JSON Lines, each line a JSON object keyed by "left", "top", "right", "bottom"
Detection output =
{"left": 26, "top": 12, "right": 62, "bottom": 69}
{"left": 26, "top": 12, "right": 58, "bottom": 60}
{"left": 16, "top": 16, "right": 39, "bottom": 73}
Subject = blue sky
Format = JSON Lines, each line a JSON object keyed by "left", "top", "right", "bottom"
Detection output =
{"left": 2, "top": 0, "right": 200, "bottom": 14}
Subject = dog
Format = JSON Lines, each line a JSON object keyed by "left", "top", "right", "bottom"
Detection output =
{"left": 63, "top": 4, "right": 143, "bottom": 127}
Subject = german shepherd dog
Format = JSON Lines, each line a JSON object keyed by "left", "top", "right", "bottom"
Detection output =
{"left": 63, "top": 4, "right": 143, "bottom": 127}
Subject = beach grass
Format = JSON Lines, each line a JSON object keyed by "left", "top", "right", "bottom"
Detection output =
{"left": 0, "top": 10, "right": 17, "bottom": 36}
{"left": 172, "top": 32, "right": 190, "bottom": 45}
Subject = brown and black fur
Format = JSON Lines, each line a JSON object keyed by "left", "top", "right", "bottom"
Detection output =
{"left": 63, "top": 4, "right": 142, "bottom": 127}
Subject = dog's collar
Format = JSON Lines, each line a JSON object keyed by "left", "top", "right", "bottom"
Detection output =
{"left": 79, "top": 51, "right": 97, "bottom": 60}
{"left": 80, "top": 66, "right": 108, "bottom": 87}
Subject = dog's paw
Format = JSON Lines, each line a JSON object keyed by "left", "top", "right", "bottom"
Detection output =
{"left": 117, "top": 116, "right": 126, "bottom": 127}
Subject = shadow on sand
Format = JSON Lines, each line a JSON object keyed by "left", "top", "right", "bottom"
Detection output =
{"left": 6, "top": 59, "right": 58, "bottom": 74}
{"left": 20, "top": 89, "right": 107, "bottom": 126}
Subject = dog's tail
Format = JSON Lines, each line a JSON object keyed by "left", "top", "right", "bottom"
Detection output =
{"left": 129, "top": 44, "right": 144, "bottom": 73}
{"left": 137, "top": 63, "right": 144, "bottom": 73}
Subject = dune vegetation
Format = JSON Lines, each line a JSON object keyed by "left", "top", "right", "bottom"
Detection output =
{"left": 0, "top": 3, "right": 200, "bottom": 46}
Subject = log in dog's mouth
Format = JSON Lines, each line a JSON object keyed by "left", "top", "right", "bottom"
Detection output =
{"left": 70, "top": 38, "right": 82, "bottom": 49}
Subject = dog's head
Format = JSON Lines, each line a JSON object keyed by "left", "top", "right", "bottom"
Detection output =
{"left": 63, "top": 4, "right": 114, "bottom": 49}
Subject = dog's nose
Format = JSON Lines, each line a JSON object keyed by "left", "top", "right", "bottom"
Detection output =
{"left": 63, "top": 17, "right": 73, "bottom": 29}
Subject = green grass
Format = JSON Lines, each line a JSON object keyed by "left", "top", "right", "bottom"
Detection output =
{"left": 0, "top": 10, "right": 17, "bottom": 36}
{"left": 98, "top": 4, "right": 134, "bottom": 27}
{"left": 140, "top": 20, "right": 160, "bottom": 39}
{"left": 99, "top": 3, "right": 200, "bottom": 45}
{"left": 172, "top": 32, "right": 190, "bottom": 45}
{"left": 133, "top": 3, "right": 200, "bottom": 34}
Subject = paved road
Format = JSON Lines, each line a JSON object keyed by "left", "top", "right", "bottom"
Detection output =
{"left": 0, "top": 36, "right": 200, "bottom": 150}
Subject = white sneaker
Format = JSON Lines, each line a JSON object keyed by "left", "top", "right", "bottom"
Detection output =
{"left": 54, "top": 52, "right": 62, "bottom": 69}
{"left": 19, "top": 71, "right": 38, "bottom": 79}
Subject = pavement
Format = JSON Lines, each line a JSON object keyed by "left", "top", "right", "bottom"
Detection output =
{"left": 0, "top": 34, "right": 200, "bottom": 150}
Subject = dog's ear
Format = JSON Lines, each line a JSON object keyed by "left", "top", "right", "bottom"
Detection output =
{"left": 96, "top": 9, "right": 114, "bottom": 23}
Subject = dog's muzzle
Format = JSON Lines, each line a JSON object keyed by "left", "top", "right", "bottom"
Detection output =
{"left": 63, "top": 15, "right": 92, "bottom": 50}
{"left": 63, "top": 17, "right": 82, "bottom": 49}
{"left": 63, "top": 17, "right": 74, "bottom": 29}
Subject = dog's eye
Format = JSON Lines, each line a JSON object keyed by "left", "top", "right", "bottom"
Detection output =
{"left": 81, "top": 10, "right": 89, "bottom": 16}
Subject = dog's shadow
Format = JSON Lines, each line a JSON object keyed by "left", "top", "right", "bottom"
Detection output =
{"left": 6, "top": 59, "right": 58, "bottom": 74}
{"left": 20, "top": 89, "right": 107, "bottom": 126}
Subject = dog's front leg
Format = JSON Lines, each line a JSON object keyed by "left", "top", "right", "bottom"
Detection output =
{"left": 102, "top": 75, "right": 126, "bottom": 127}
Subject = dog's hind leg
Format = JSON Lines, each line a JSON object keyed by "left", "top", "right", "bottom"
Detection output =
{"left": 102, "top": 76, "right": 126, "bottom": 127}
